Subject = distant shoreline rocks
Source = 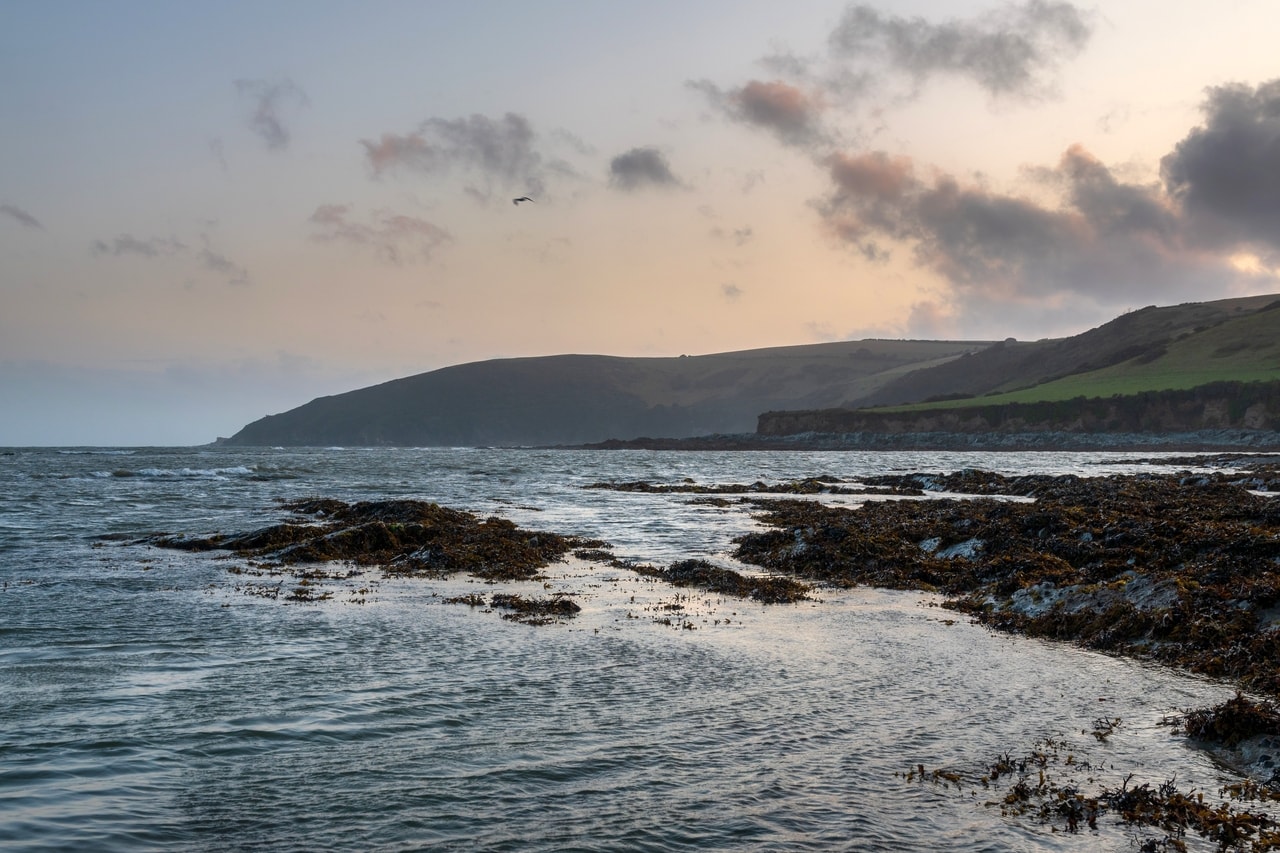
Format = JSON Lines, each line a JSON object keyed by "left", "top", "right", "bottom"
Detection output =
{"left": 566, "top": 428, "right": 1280, "bottom": 452}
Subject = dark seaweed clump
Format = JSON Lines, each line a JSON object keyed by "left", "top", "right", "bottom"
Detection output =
{"left": 910, "top": 733, "right": 1280, "bottom": 851}
{"left": 628, "top": 558, "right": 811, "bottom": 604}
{"left": 732, "top": 469, "right": 1280, "bottom": 696}
{"left": 444, "top": 592, "right": 582, "bottom": 626}
{"left": 147, "top": 497, "right": 592, "bottom": 582}
{"left": 1175, "top": 694, "right": 1280, "bottom": 748}
{"left": 584, "top": 477, "right": 915, "bottom": 496}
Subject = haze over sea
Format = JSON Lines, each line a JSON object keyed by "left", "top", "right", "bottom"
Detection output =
{"left": 0, "top": 446, "right": 1267, "bottom": 851}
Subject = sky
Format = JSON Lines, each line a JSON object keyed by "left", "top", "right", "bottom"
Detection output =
{"left": 2, "top": 0, "right": 1279, "bottom": 445}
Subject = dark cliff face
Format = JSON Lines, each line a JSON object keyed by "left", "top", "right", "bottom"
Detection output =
{"left": 758, "top": 381, "right": 1280, "bottom": 437}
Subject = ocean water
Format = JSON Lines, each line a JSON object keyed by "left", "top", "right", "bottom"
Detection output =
{"left": 0, "top": 446, "right": 1269, "bottom": 851}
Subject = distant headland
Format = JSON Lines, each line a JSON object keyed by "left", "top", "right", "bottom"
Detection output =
{"left": 219, "top": 293, "right": 1280, "bottom": 450}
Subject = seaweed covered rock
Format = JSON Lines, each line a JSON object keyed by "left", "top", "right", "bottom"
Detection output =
{"left": 1176, "top": 693, "right": 1280, "bottom": 749}
{"left": 146, "top": 497, "right": 588, "bottom": 581}
{"left": 733, "top": 471, "right": 1280, "bottom": 696}
{"left": 630, "top": 558, "right": 811, "bottom": 604}
{"left": 584, "top": 477, "right": 912, "bottom": 496}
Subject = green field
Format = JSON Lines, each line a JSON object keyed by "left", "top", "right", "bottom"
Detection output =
{"left": 877, "top": 302, "right": 1280, "bottom": 412}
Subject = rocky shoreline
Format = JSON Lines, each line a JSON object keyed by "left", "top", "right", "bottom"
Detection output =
{"left": 729, "top": 466, "right": 1280, "bottom": 697}
{"left": 568, "top": 428, "right": 1280, "bottom": 452}
{"left": 143, "top": 463, "right": 1280, "bottom": 699}
{"left": 135, "top": 465, "right": 1280, "bottom": 846}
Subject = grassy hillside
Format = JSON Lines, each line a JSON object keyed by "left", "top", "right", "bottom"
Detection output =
{"left": 223, "top": 293, "right": 1280, "bottom": 447}
{"left": 859, "top": 294, "right": 1280, "bottom": 412}
{"left": 223, "top": 339, "right": 984, "bottom": 446}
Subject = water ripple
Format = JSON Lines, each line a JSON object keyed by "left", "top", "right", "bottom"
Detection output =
{"left": 0, "top": 446, "right": 1264, "bottom": 851}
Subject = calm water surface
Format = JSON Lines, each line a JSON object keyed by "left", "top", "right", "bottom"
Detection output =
{"left": 0, "top": 447, "right": 1267, "bottom": 851}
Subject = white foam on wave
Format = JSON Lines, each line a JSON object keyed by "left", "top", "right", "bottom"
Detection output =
{"left": 137, "top": 466, "right": 255, "bottom": 479}
{"left": 57, "top": 449, "right": 136, "bottom": 456}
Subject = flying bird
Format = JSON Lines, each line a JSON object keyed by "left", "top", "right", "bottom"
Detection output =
{"left": 512, "top": 196, "right": 534, "bottom": 205}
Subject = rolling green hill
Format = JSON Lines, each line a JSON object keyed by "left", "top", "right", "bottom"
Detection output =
{"left": 850, "top": 294, "right": 1280, "bottom": 408}
{"left": 223, "top": 293, "right": 1280, "bottom": 447}
{"left": 221, "top": 339, "right": 985, "bottom": 447}
{"left": 758, "top": 294, "right": 1280, "bottom": 440}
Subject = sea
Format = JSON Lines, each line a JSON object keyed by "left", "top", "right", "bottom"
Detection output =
{"left": 0, "top": 445, "right": 1272, "bottom": 851}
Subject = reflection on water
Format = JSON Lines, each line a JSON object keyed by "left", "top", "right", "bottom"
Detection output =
{"left": 0, "top": 446, "right": 1264, "bottom": 851}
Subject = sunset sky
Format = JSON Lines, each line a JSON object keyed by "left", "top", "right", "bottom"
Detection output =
{"left": 3, "top": 0, "right": 1279, "bottom": 445}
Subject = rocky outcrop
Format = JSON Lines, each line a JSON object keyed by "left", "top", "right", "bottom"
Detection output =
{"left": 732, "top": 467, "right": 1280, "bottom": 696}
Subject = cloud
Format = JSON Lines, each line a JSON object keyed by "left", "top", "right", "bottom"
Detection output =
{"left": 90, "top": 234, "right": 187, "bottom": 257}
{"left": 90, "top": 232, "right": 249, "bottom": 285}
{"left": 198, "top": 248, "right": 248, "bottom": 285}
{"left": 691, "top": 79, "right": 828, "bottom": 147}
{"left": 903, "top": 300, "right": 955, "bottom": 338}
{"left": 361, "top": 132, "right": 433, "bottom": 173}
{"left": 804, "top": 321, "right": 839, "bottom": 342}
{"left": 838, "top": 77, "right": 1280, "bottom": 290}
{"left": 709, "top": 225, "right": 755, "bottom": 245}
{"left": 829, "top": 1, "right": 1093, "bottom": 99}
{"left": 309, "top": 203, "right": 452, "bottom": 263}
{"left": 360, "top": 112, "right": 563, "bottom": 199}
{"left": 820, "top": 143, "right": 1239, "bottom": 308}
{"left": 608, "top": 147, "right": 681, "bottom": 191}
{"left": 235, "top": 77, "right": 309, "bottom": 150}
{"left": 806, "top": 74, "right": 1280, "bottom": 335}
{"left": 694, "top": 2, "right": 1093, "bottom": 153}
{"left": 209, "top": 137, "right": 229, "bottom": 171}
{"left": 1, "top": 204, "right": 44, "bottom": 230}
{"left": 1161, "top": 78, "right": 1280, "bottom": 255}
{"left": 721, "top": 282, "right": 744, "bottom": 300}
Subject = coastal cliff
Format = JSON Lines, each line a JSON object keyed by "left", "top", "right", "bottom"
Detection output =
{"left": 757, "top": 381, "right": 1280, "bottom": 437}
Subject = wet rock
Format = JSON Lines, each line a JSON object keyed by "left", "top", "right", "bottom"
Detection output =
{"left": 489, "top": 593, "right": 582, "bottom": 625}
{"left": 145, "top": 497, "right": 591, "bottom": 582}
{"left": 583, "top": 477, "right": 915, "bottom": 496}
{"left": 733, "top": 469, "right": 1280, "bottom": 696}
{"left": 628, "top": 558, "right": 811, "bottom": 604}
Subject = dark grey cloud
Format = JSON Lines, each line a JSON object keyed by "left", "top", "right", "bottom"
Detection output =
{"left": 309, "top": 204, "right": 452, "bottom": 264}
{"left": 90, "top": 234, "right": 187, "bottom": 257}
{"left": 721, "top": 282, "right": 744, "bottom": 300}
{"left": 235, "top": 78, "right": 309, "bottom": 150}
{"left": 360, "top": 112, "right": 565, "bottom": 199}
{"left": 817, "top": 143, "right": 1230, "bottom": 308}
{"left": 829, "top": 1, "right": 1093, "bottom": 98}
{"left": 1161, "top": 78, "right": 1280, "bottom": 254}
{"left": 608, "top": 147, "right": 681, "bottom": 191}
{"left": 1, "top": 204, "right": 43, "bottom": 230}
{"left": 813, "top": 74, "right": 1280, "bottom": 333}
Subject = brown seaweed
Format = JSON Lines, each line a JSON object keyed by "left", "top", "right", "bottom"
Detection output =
{"left": 146, "top": 497, "right": 590, "bottom": 582}
{"left": 732, "top": 469, "right": 1280, "bottom": 696}
{"left": 626, "top": 558, "right": 812, "bottom": 604}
